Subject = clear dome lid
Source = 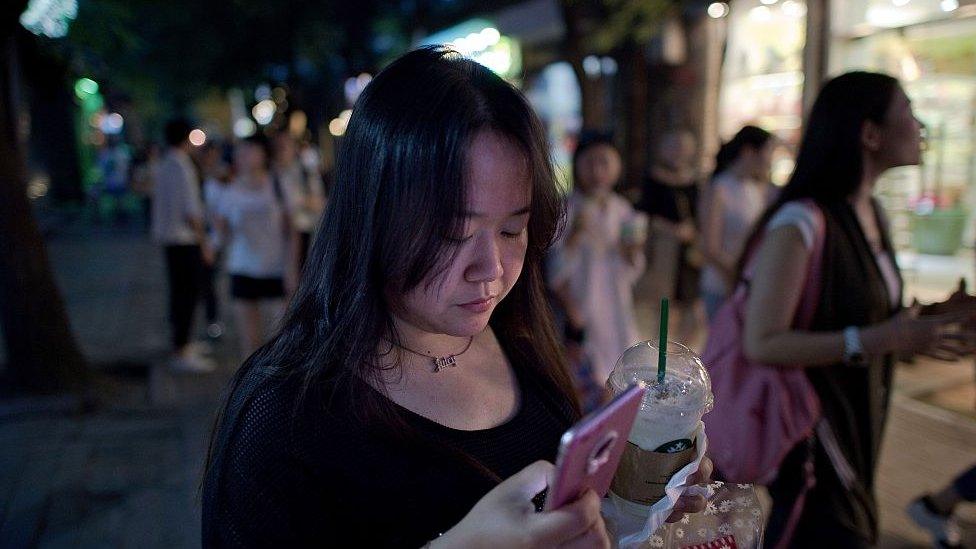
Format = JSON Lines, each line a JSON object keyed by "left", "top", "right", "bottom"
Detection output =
{"left": 607, "top": 340, "right": 713, "bottom": 414}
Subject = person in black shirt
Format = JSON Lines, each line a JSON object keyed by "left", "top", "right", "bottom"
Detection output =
{"left": 738, "top": 72, "right": 970, "bottom": 546}
{"left": 202, "top": 47, "right": 711, "bottom": 548}
{"left": 637, "top": 130, "right": 704, "bottom": 345}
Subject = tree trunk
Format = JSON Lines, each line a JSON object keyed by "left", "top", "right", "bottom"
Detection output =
{"left": 560, "top": 0, "right": 608, "bottom": 131}
{"left": 679, "top": 13, "right": 713, "bottom": 175}
{"left": 621, "top": 41, "right": 649, "bottom": 191}
{"left": 21, "top": 29, "right": 85, "bottom": 203}
{"left": 0, "top": 22, "right": 89, "bottom": 393}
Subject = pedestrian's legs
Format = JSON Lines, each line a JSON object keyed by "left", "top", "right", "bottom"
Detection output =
{"left": 908, "top": 465, "right": 971, "bottom": 546}
{"left": 952, "top": 464, "right": 976, "bottom": 502}
{"left": 234, "top": 299, "right": 264, "bottom": 358}
{"left": 165, "top": 245, "right": 201, "bottom": 352}
{"left": 923, "top": 464, "right": 976, "bottom": 516}
{"left": 201, "top": 260, "right": 218, "bottom": 325}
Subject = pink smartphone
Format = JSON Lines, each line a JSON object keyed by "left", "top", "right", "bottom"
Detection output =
{"left": 544, "top": 384, "right": 645, "bottom": 511}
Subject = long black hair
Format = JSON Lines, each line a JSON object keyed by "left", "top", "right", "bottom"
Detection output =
{"left": 205, "top": 46, "right": 579, "bottom": 479}
{"left": 736, "top": 71, "right": 900, "bottom": 278}
{"left": 713, "top": 125, "right": 773, "bottom": 177}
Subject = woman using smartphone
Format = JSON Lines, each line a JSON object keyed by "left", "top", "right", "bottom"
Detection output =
{"left": 202, "top": 47, "right": 710, "bottom": 548}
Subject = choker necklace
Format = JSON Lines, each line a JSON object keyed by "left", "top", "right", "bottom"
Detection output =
{"left": 392, "top": 336, "right": 475, "bottom": 372}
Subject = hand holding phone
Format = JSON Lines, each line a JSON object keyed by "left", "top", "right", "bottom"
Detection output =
{"left": 544, "top": 384, "right": 645, "bottom": 511}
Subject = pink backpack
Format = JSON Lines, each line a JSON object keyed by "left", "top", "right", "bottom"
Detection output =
{"left": 702, "top": 200, "right": 825, "bottom": 486}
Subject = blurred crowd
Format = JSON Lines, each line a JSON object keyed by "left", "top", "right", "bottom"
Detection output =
{"left": 122, "top": 120, "right": 328, "bottom": 373}
{"left": 547, "top": 125, "right": 777, "bottom": 411}
{"left": 129, "top": 116, "right": 775, "bottom": 379}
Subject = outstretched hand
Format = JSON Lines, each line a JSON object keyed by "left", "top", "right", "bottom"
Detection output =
{"left": 920, "top": 278, "right": 976, "bottom": 321}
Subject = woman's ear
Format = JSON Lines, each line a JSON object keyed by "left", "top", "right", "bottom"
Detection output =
{"left": 861, "top": 119, "right": 883, "bottom": 153}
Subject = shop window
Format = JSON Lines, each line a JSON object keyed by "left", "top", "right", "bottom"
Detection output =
{"left": 718, "top": 0, "right": 807, "bottom": 184}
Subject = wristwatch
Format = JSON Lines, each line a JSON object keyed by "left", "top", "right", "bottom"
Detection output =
{"left": 843, "top": 326, "right": 865, "bottom": 365}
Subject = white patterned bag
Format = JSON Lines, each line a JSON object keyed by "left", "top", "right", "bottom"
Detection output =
{"left": 651, "top": 481, "right": 764, "bottom": 549}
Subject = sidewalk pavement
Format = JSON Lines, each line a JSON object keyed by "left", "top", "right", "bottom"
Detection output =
{"left": 0, "top": 220, "right": 974, "bottom": 547}
{"left": 1, "top": 221, "right": 240, "bottom": 548}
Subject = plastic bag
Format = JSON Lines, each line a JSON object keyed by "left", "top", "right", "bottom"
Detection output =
{"left": 602, "top": 424, "right": 764, "bottom": 548}
{"left": 650, "top": 481, "right": 764, "bottom": 548}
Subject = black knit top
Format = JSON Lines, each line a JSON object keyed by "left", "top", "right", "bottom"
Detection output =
{"left": 201, "top": 358, "right": 577, "bottom": 548}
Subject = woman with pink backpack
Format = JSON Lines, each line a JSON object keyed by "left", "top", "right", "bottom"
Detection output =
{"left": 702, "top": 72, "right": 972, "bottom": 547}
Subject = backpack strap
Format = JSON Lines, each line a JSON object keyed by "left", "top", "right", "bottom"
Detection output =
{"left": 740, "top": 199, "right": 826, "bottom": 327}
{"left": 773, "top": 437, "right": 817, "bottom": 549}
{"left": 793, "top": 199, "right": 826, "bottom": 328}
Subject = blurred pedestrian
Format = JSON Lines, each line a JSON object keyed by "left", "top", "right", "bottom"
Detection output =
{"left": 700, "top": 125, "right": 776, "bottom": 319}
{"left": 151, "top": 118, "right": 215, "bottom": 373}
{"left": 908, "top": 278, "right": 976, "bottom": 548}
{"left": 200, "top": 141, "right": 232, "bottom": 339}
{"left": 736, "top": 72, "right": 966, "bottom": 547}
{"left": 299, "top": 136, "right": 327, "bottom": 189}
{"left": 131, "top": 142, "right": 161, "bottom": 231}
{"left": 638, "top": 129, "right": 704, "bottom": 345}
{"left": 97, "top": 136, "right": 131, "bottom": 224}
{"left": 272, "top": 132, "right": 325, "bottom": 271}
{"left": 908, "top": 464, "right": 975, "bottom": 548}
{"left": 549, "top": 132, "right": 647, "bottom": 389}
{"left": 215, "top": 134, "right": 296, "bottom": 357}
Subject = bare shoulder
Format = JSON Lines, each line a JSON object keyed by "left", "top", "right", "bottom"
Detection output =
{"left": 756, "top": 223, "right": 809, "bottom": 261}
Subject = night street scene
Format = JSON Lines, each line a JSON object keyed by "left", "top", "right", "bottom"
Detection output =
{"left": 2, "top": 0, "right": 976, "bottom": 547}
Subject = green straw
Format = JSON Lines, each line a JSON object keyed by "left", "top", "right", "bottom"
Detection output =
{"left": 657, "top": 298, "right": 669, "bottom": 384}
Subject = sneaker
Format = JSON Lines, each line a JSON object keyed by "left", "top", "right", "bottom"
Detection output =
{"left": 907, "top": 496, "right": 962, "bottom": 548}
{"left": 169, "top": 353, "right": 216, "bottom": 374}
{"left": 206, "top": 322, "right": 224, "bottom": 339}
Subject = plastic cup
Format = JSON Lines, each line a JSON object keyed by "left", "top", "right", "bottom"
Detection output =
{"left": 607, "top": 340, "right": 713, "bottom": 510}
{"left": 621, "top": 213, "right": 649, "bottom": 246}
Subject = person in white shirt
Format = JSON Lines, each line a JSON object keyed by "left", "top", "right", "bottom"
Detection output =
{"left": 273, "top": 132, "right": 325, "bottom": 271}
{"left": 216, "top": 134, "right": 297, "bottom": 357}
{"left": 700, "top": 125, "right": 776, "bottom": 319}
{"left": 151, "top": 118, "right": 215, "bottom": 373}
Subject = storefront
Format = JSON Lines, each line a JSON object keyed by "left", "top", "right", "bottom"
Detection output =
{"left": 830, "top": 0, "right": 976, "bottom": 254}
{"left": 717, "top": 0, "right": 809, "bottom": 184}
{"left": 718, "top": 0, "right": 976, "bottom": 256}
